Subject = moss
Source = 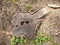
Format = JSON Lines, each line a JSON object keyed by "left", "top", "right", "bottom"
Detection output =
{"left": 25, "top": 4, "right": 31, "bottom": 12}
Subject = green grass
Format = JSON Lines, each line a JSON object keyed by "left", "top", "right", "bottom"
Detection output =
{"left": 11, "top": 0, "right": 16, "bottom": 3}
{"left": 10, "top": 36, "right": 26, "bottom": 45}
{"left": 11, "top": 0, "right": 21, "bottom": 5}
{"left": 10, "top": 36, "right": 18, "bottom": 45}
{"left": 34, "top": 0, "right": 38, "bottom": 2}
{"left": 25, "top": 4, "right": 32, "bottom": 12}
{"left": 10, "top": 31, "right": 53, "bottom": 45}
{"left": 31, "top": 36, "right": 47, "bottom": 45}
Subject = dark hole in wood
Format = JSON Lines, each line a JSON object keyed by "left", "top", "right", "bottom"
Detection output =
{"left": 2, "top": 17, "right": 4, "bottom": 20}
{"left": 21, "top": 21, "right": 24, "bottom": 26}
{"left": 26, "top": 21, "right": 29, "bottom": 24}
{"left": 16, "top": 25, "right": 18, "bottom": 27}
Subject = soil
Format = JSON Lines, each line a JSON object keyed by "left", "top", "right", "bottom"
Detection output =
{"left": 0, "top": 0, "right": 60, "bottom": 45}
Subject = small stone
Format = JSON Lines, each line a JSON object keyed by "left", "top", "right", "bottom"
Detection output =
{"left": 48, "top": 3, "right": 60, "bottom": 8}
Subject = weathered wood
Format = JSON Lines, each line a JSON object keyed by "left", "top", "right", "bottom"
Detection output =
{"left": 11, "top": 7, "right": 50, "bottom": 39}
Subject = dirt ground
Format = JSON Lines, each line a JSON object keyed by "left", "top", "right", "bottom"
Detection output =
{"left": 0, "top": 0, "right": 60, "bottom": 45}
